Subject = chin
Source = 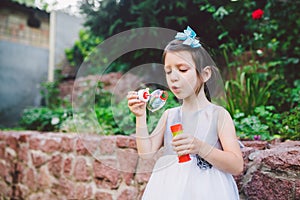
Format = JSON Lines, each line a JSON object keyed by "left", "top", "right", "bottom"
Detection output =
{"left": 173, "top": 93, "right": 185, "bottom": 100}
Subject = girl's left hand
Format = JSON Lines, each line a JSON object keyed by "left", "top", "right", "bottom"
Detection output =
{"left": 172, "top": 134, "right": 201, "bottom": 156}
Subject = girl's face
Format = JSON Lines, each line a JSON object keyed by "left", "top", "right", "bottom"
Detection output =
{"left": 164, "top": 51, "right": 201, "bottom": 99}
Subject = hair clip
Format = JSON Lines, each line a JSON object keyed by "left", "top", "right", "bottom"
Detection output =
{"left": 175, "top": 26, "right": 201, "bottom": 48}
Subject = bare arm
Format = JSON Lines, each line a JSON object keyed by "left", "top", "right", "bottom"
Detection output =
{"left": 127, "top": 91, "right": 167, "bottom": 159}
{"left": 135, "top": 110, "right": 168, "bottom": 159}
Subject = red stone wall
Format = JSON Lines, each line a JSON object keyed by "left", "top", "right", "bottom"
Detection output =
{"left": 0, "top": 131, "right": 153, "bottom": 200}
{"left": 0, "top": 131, "right": 299, "bottom": 200}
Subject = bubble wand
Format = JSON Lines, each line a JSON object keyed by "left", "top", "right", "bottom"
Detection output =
{"left": 137, "top": 88, "right": 168, "bottom": 112}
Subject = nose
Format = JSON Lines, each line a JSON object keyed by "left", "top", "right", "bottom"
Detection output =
{"left": 169, "top": 70, "right": 179, "bottom": 82}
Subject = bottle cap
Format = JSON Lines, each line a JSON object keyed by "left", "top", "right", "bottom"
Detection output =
{"left": 170, "top": 124, "right": 183, "bottom": 133}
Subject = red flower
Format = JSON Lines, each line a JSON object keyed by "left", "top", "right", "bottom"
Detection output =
{"left": 252, "top": 9, "right": 264, "bottom": 20}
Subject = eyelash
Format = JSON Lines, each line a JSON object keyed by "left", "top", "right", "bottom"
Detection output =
{"left": 165, "top": 69, "right": 188, "bottom": 75}
{"left": 179, "top": 69, "right": 188, "bottom": 73}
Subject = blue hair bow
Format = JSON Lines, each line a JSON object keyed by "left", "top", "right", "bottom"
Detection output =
{"left": 175, "top": 26, "right": 201, "bottom": 48}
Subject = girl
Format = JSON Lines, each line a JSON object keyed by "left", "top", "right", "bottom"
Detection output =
{"left": 127, "top": 26, "right": 243, "bottom": 200}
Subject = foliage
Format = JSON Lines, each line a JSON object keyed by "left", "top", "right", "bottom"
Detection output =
{"left": 234, "top": 104, "right": 300, "bottom": 141}
{"left": 19, "top": 78, "right": 72, "bottom": 131}
{"left": 288, "top": 80, "right": 300, "bottom": 108}
{"left": 40, "top": 81, "right": 70, "bottom": 109}
{"left": 225, "top": 62, "right": 278, "bottom": 116}
{"left": 11, "top": 0, "right": 36, "bottom": 7}
{"left": 20, "top": 107, "right": 71, "bottom": 131}
{"left": 279, "top": 106, "right": 300, "bottom": 140}
{"left": 16, "top": 0, "right": 300, "bottom": 141}
{"left": 74, "top": 1, "right": 300, "bottom": 74}
{"left": 234, "top": 112, "right": 271, "bottom": 141}
{"left": 65, "top": 29, "right": 103, "bottom": 68}
{"left": 233, "top": 105, "right": 280, "bottom": 141}
{"left": 60, "top": 81, "right": 180, "bottom": 135}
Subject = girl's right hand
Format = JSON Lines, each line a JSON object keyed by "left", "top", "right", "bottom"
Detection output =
{"left": 127, "top": 91, "right": 146, "bottom": 117}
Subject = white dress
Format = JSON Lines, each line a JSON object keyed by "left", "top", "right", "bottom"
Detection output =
{"left": 142, "top": 104, "right": 240, "bottom": 200}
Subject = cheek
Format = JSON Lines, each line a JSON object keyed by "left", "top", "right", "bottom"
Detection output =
{"left": 166, "top": 75, "right": 171, "bottom": 85}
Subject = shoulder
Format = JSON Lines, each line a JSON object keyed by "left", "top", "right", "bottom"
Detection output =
{"left": 211, "top": 104, "right": 232, "bottom": 118}
{"left": 209, "top": 104, "right": 234, "bottom": 128}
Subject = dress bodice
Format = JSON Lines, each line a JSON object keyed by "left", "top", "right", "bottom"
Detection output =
{"left": 163, "top": 104, "right": 223, "bottom": 156}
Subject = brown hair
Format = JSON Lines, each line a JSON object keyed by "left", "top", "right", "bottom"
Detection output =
{"left": 162, "top": 39, "right": 218, "bottom": 101}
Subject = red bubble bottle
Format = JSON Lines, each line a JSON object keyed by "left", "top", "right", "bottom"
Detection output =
{"left": 170, "top": 124, "right": 191, "bottom": 163}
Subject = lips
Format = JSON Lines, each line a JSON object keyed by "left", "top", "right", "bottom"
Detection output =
{"left": 171, "top": 86, "right": 180, "bottom": 93}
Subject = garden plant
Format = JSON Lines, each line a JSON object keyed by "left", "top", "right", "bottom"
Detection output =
{"left": 16, "top": 0, "right": 299, "bottom": 141}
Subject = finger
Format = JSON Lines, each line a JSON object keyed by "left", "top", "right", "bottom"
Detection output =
{"left": 128, "top": 99, "right": 142, "bottom": 106}
{"left": 172, "top": 139, "right": 190, "bottom": 149}
{"left": 127, "top": 91, "right": 138, "bottom": 99}
{"left": 173, "top": 144, "right": 189, "bottom": 152}
{"left": 174, "top": 146, "right": 191, "bottom": 156}
{"left": 129, "top": 101, "right": 145, "bottom": 109}
{"left": 173, "top": 134, "right": 190, "bottom": 141}
{"left": 131, "top": 102, "right": 145, "bottom": 109}
{"left": 178, "top": 149, "right": 190, "bottom": 156}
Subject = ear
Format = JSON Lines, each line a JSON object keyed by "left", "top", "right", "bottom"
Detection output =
{"left": 201, "top": 66, "right": 212, "bottom": 82}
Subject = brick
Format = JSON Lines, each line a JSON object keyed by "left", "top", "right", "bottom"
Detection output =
{"left": 61, "top": 136, "right": 74, "bottom": 153}
{"left": 6, "top": 136, "right": 18, "bottom": 151}
{"left": 76, "top": 139, "right": 89, "bottom": 155}
{"left": 29, "top": 138, "right": 41, "bottom": 150}
{"left": 95, "top": 191, "right": 113, "bottom": 200}
{"left": 31, "top": 152, "right": 49, "bottom": 168}
{"left": 48, "top": 155, "right": 62, "bottom": 178}
{"left": 117, "top": 148, "right": 138, "bottom": 173}
{"left": 0, "top": 143, "right": 5, "bottom": 158}
{"left": 74, "top": 157, "right": 90, "bottom": 182}
{"left": 116, "top": 135, "right": 136, "bottom": 149}
{"left": 37, "top": 166, "right": 51, "bottom": 189}
{"left": 93, "top": 159, "right": 121, "bottom": 189}
{"left": 18, "top": 145, "right": 28, "bottom": 163}
{"left": 0, "top": 162, "right": 8, "bottom": 181}
{"left": 63, "top": 157, "right": 72, "bottom": 176}
{"left": 117, "top": 187, "right": 138, "bottom": 200}
{"left": 51, "top": 177, "right": 73, "bottom": 197}
{"left": 117, "top": 148, "right": 138, "bottom": 185}
{"left": 0, "top": 181, "right": 12, "bottom": 198}
{"left": 99, "top": 137, "right": 116, "bottom": 155}
{"left": 74, "top": 184, "right": 93, "bottom": 200}
{"left": 41, "top": 138, "right": 61, "bottom": 153}
{"left": 22, "top": 168, "right": 37, "bottom": 192}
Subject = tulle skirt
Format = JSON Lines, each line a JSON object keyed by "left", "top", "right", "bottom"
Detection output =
{"left": 142, "top": 155, "right": 239, "bottom": 200}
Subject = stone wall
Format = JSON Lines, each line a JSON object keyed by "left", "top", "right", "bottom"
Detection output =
{"left": 238, "top": 140, "right": 300, "bottom": 200}
{"left": 0, "top": 131, "right": 299, "bottom": 200}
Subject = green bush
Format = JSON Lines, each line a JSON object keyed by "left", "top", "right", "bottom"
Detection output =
{"left": 233, "top": 104, "right": 300, "bottom": 141}
{"left": 279, "top": 106, "right": 300, "bottom": 140}
{"left": 225, "top": 62, "right": 278, "bottom": 116}
{"left": 234, "top": 112, "right": 271, "bottom": 140}
{"left": 20, "top": 107, "right": 71, "bottom": 131}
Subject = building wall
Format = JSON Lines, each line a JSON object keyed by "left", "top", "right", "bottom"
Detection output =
{"left": 0, "top": 5, "right": 49, "bottom": 48}
{"left": 0, "top": 41, "right": 49, "bottom": 127}
{"left": 0, "top": 4, "right": 50, "bottom": 127}
{"left": 0, "top": 1, "right": 83, "bottom": 127}
{"left": 55, "top": 11, "right": 83, "bottom": 67}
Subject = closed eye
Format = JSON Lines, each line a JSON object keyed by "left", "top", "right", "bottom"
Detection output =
{"left": 179, "top": 69, "right": 188, "bottom": 73}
